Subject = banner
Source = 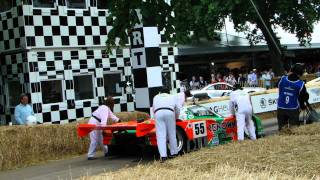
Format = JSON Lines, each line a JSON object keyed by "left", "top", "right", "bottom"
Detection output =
{"left": 307, "top": 87, "right": 320, "bottom": 104}
{"left": 201, "top": 100, "right": 231, "bottom": 117}
{"left": 150, "top": 86, "right": 320, "bottom": 119}
{"left": 250, "top": 93, "right": 278, "bottom": 114}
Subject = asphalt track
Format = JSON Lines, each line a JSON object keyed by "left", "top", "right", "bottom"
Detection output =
{"left": 0, "top": 118, "right": 279, "bottom": 180}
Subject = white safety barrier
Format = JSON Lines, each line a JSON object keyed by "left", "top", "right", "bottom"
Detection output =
{"left": 192, "top": 86, "right": 320, "bottom": 116}
{"left": 150, "top": 86, "right": 320, "bottom": 118}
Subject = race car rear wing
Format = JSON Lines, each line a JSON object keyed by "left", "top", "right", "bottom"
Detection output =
{"left": 77, "top": 122, "right": 155, "bottom": 138}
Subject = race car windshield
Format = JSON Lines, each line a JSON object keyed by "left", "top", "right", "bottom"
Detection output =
{"left": 188, "top": 106, "right": 215, "bottom": 116}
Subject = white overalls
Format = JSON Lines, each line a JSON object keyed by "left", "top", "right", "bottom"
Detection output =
{"left": 87, "top": 105, "right": 119, "bottom": 158}
{"left": 152, "top": 93, "right": 184, "bottom": 158}
{"left": 229, "top": 90, "right": 256, "bottom": 141}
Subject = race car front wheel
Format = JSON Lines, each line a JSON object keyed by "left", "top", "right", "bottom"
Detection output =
{"left": 167, "top": 128, "right": 187, "bottom": 155}
{"left": 176, "top": 128, "right": 187, "bottom": 154}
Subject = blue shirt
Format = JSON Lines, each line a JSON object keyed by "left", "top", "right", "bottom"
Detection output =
{"left": 14, "top": 104, "right": 34, "bottom": 125}
{"left": 278, "top": 76, "right": 304, "bottom": 110}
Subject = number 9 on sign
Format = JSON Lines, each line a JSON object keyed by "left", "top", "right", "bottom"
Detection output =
{"left": 193, "top": 121, "right": 207, "bottom": 138}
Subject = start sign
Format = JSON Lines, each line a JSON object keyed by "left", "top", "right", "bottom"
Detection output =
{"left": 130, "top": 28, "right": 146, "bottom": 69}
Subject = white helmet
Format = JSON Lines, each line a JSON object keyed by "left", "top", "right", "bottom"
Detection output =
{"left": 26, "top": 115, "right": 37, "bottom": 126}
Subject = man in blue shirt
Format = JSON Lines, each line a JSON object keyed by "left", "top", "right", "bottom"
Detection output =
{"left": 277, "top": 63, "right": 309, "bottom": 131}
{"left": 14, "top": 94, "right": 34, "bottom": 125}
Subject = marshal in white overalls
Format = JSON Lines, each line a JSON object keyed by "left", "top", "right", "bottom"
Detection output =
{"left": 87, "top": 105, "right": 119, "bottom": 158}
{"left": 152, "top": 92, "right": 185, "bottom": 158}
{"left": 229, "top": 90, "right": 256, "bottom": 141}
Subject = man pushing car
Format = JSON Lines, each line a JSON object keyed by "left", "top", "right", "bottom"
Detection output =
{"left": 87, "top": 96, "right": 119, "bottom": 160}
{"left": 152, "top": 90, "right": 192, "bottom": 163}
{"left": 229, "top": 84, "right": 256, "bottom": 141}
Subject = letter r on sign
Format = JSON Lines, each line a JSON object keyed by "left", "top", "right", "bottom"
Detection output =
{"left": 132, "top": 31, "right": 143, "bottom": 46}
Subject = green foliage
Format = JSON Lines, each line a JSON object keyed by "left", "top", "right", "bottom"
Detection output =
{"left": 104, "top": 0, "right": 320, "bottom": 53}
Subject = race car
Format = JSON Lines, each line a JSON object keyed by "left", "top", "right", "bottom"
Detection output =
{"left": 77, "top": 105, "right": 264, "bottom": 154}
{"left": 191, "top": 82, "right": 266, "bottom": 99}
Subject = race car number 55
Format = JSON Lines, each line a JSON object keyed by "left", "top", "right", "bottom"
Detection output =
{"left": 193, "top": 121, "right": 207, "bottom": 138}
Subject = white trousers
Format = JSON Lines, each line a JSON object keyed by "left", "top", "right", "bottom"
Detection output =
{"left": 87, "top": 130, "right": 108, "bottom": 158}
{"left": 236, "top": 112, "right": 256, "bottom": 141}
{"left": 155, "top": 110, "right": 177, "bottom": 157}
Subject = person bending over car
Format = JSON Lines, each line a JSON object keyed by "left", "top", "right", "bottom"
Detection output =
{"left": 229, "top": 84, "right": 256, "bottom": 141}
{"left": 152, "top": 89, "right": 191, "bottom": 163}
{"left": 87, "top": 96, "right": 119, "bottom": 160}
{"left": 277, "top": 63, "right": 309, "bottom": 131}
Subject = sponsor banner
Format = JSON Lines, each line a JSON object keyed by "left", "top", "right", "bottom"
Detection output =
{"left": 201, "top": 100, "right": 231, "bottom": 117}
{"left": 153, "top": 86, "right": 320, "bottom": 119}
{"left": 251, "top": 93, "right": 278, "bottom": 114}
{"left": 307, "top": 87, "right": 320, "bottom": 104}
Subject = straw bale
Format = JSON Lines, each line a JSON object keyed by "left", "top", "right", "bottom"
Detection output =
{"left": 107, "top": 111, "right": 149, "bottom": 124}
{"left": 85, "top": 124, "right": 320, "bottom": 180}
{"left": 0, "top": 124, "right": 89, "bottom": 171}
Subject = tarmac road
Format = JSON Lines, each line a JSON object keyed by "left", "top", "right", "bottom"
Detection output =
{"left": 0, "top": 118, "right": 279, "bottom": 180}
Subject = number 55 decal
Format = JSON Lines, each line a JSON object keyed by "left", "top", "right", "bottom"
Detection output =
{"left": 193, "top": 121, "right": 207, "bottom": 138}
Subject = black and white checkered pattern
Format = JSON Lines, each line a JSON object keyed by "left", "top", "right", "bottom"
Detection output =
{"left": 0, "top": 3, "right": 25, "bottom": 51}
{"left": 160, "top": 46, "right": 180, "bottom": 92}
{"left": 22, "top": 1, "right": 112, "bottom": 48}
{"left": 0, "top": 1, "right": 180, "bottom": 125}
{"left": 130, "top": 27, "right": 164, "bottom": 112}
{"left": 0, "top": 52, "right": 30, "bottom": 125}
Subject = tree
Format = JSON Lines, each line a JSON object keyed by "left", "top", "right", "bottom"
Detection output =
{"left": 105, "top": 0, "right": 320, "bottom": 75}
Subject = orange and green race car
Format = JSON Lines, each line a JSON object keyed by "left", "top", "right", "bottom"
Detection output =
{"left": 77, "top": 105, "right": 264, "bottom": 154}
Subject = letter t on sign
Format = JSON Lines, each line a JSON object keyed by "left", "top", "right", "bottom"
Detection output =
{"left": 133, "top": 52, "right": 143, "bottom": 65}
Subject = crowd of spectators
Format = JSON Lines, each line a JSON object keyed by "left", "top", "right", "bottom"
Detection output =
{"left": 181, "top": 63, "right": 320, "bottom": 92}
{"left": 181, "top": 68, "right": 277, "bottom": 91}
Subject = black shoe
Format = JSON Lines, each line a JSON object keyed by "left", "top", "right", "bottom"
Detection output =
{"left": 168, "top": 154, "right": 178, "bottom": 159}
{"left": 160, "top": 157, "right": 167, "bottom": 163}
{"left": 87, "top": 157, "right": 97, "bottom": 160}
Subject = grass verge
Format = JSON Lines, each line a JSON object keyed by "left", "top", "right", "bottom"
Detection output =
{"left": 83, "top": 124, "right": 320, "bottom": 180}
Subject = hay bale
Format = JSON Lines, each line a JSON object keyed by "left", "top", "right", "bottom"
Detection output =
{"left": 0, "top": 124, "right": 89, "bottom": 171}
{"left": 114, "top": 111, "right": 149, "bottom": 122}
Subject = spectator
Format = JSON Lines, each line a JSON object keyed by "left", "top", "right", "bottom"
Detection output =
{"left": 189, "top": 76, "right": 199, "bottom": 90}
{"left": 248, "top": 69, "right": 258, "bottom": 87}
{"left": 14, "top": 94, "right": 34, "bottom": 125}
{"left": 199, "top": 76, "right": 207, "bottom": 88}
{"left": 210, "top": 74, "right": 217, "bottom": 84}
{"left": 226, "top": 73, "right": 237, "bottom": 86}
{"left": 261, "top": 71, "right": 272, "bottom": 89}
{"left": 268, "top": 68, "right": 275, "bottom": 79}
{"left": 217, "top": 73, "right": 224, "bottom": 82}
{"left": 316, "top": 67, "right": 320, "bottom": 78}
{"left": 237, "top": 73, "right": 246, "bottom": 86}
{"left": 223, "top": 75, "right": 228, "bottom": 82}
{"left": 180, "top": 79, "right": 188, "bottom": 92}
{"left": 303, "top": 68, "right": 308, "bottom": 76}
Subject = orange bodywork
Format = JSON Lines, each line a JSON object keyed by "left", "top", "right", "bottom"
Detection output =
{"left": 77, "top": 116, "right": 238, "bottom": 147}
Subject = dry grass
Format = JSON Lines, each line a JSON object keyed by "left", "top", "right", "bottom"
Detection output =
{"left": 84, "top": 164, "right": 307, "bottom": 180}
{"left": 84, "top": 124, "right": 320, "bottom": 180}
